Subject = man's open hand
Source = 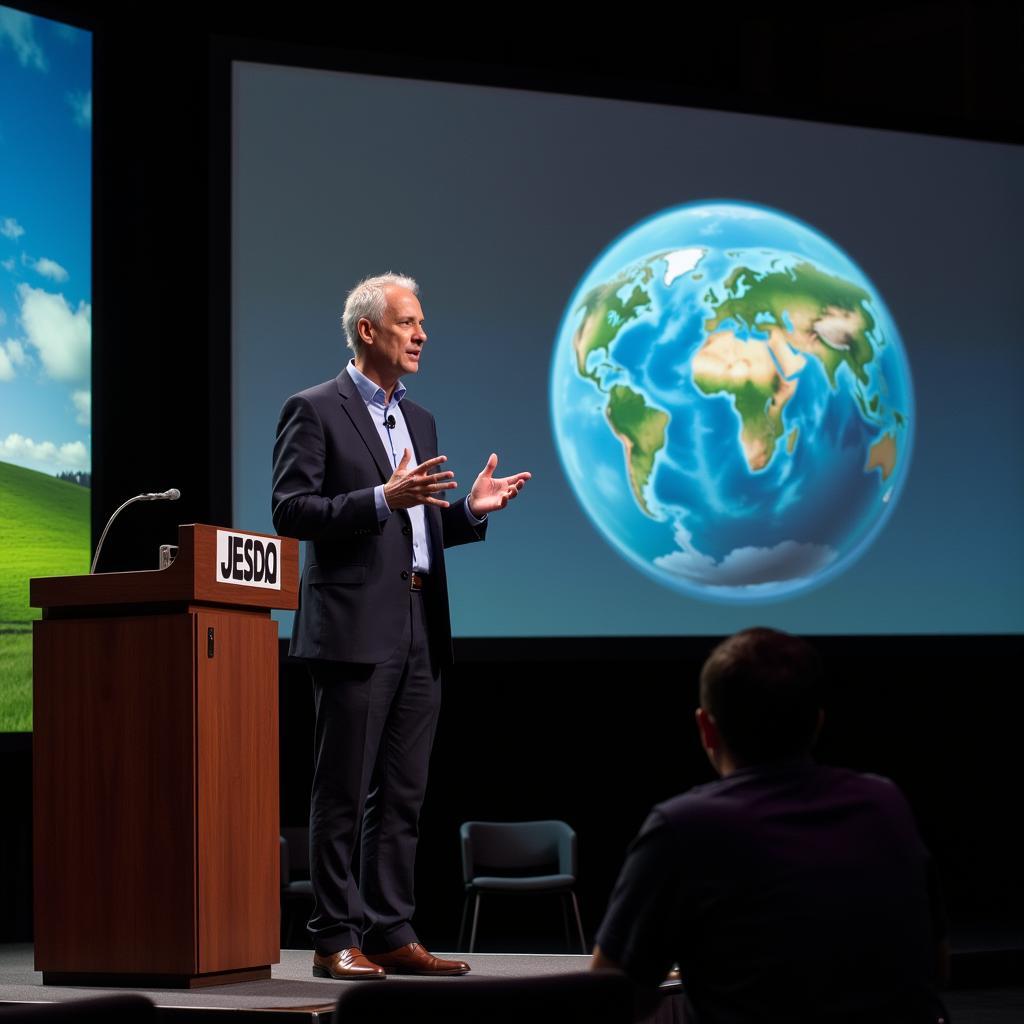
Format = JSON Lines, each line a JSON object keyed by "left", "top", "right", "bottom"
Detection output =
{"left": 467, "top": 453, "right": 531, "bottom": 516}
{"left": 384, "top": 450, "right": 458, "bottom": 510}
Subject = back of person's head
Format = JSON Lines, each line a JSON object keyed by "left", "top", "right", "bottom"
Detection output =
{"left": 699, "top": 627, "right": 823, "bottom": 764}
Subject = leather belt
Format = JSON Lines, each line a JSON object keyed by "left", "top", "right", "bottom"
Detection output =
{"left": 410, "top": 571, "right": 427, "bottom": 592}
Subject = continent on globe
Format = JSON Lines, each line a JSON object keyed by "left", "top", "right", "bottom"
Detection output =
{"left": 604, "top": 385, "right": 669, "bottom": 516}
{"left": 692, "top": 330, "right": 800, "bottom": 472}
{"left": 571, "top": 248, "right": 705, "bottom": 511}
{"left": 572, "top": 248, "right": 705, "bottom": 379}
{"left": 694, "top": 260, "right": 901, "bottom": 474}
{"left": 573, "top": 263, "right": 658, "bottom": 380}
{"left": 867, "top": 433, "right": 898, "bottom": 480}
{"left": 706, "top": 261, "right": 877, "bottom": 388}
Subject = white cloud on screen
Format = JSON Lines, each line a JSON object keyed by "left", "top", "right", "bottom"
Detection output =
{"left": 68, "top": 89, "right": 91, "bottom": 128}
{"left": 52, "top": 22, "right": 78, "bottom": 43}
{"left": 0, "top": 338, "right": 27, "bottom": 379}
{"left": 693, "top": 206, "right": 766, "bottom": 222}
{"left": 1, "top": 258, "right": 14, "bottom": 271}
{"left": 1, "top": 216, "right": 25, "bottom": 240}
{"left": 17, "top": 283, "right": 91, "bottom": 380}
{"left": 560, "top": 437, "right": 582, "bottom": 482}
{"left": 654, "top": 520, "right": 836, "bottom": 587}
{"left": 0, "top": 9, "right": 46, "bottom": 71}
{"left": 30, "top": 256, "right": 69, "bottom": 282}
{"left": 0, "top": 433, "right": 88, "bottom": 470}
{"left": 72, "top": 389, "right": 91, "bottom": 426}
{"left": 656, "top": 538, "right": 837, "bottom": 586}
{"left": 594, "top": 463, "right": 620, "bottom": 502}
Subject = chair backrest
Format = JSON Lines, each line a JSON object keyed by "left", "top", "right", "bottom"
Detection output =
{"left": 280, "top": 825, "right": 310, "bottom": 874}
{"left": 279, "top": 835, "right": 289, "bottom": 888}
{"left": 336, "top": 970, "right": 633, "bottom": 1024}
{"left": 460, "top": 820, "right": 577, "bottom": 881}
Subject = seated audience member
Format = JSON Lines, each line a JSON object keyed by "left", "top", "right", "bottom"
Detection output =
{"left": 592, "top": 627, "right": 948, "bottom": 1024}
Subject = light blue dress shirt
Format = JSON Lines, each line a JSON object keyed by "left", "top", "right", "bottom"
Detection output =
{"left": 345, "top": 361, "right": 483, "bottom": 574}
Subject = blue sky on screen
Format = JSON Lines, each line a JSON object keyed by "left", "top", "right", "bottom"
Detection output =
{"left": 0, "top": 6, "right": 90, "bottom": 475}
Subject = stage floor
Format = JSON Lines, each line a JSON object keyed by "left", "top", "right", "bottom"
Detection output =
{"left": 0, "top": 946, "right": 603, "bottom": 1021}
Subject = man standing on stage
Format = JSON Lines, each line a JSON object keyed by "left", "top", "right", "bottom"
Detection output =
{"left": 272, "top": 273, "right": 530, "bottom": 980}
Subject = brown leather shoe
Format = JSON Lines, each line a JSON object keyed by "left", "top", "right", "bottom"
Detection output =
{"left": 369, "top": 942, "right": 470, "bottom": 976}
{"left": 312, "top": 948, "right": 386, "bottom": 980}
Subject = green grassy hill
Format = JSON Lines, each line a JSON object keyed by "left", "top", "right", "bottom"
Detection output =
{"left": 0, "top": 460, "right": 90, "bottom": 731}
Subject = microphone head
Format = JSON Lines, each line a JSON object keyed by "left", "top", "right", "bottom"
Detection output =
{"left": 166, "top": 488, "right": 181, "bottom": 500}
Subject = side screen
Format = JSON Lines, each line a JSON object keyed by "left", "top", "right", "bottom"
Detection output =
{"left": 0, "top": 5, "right": 92, "bottom": 730}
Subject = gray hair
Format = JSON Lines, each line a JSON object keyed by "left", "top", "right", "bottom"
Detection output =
{"left": 342, "top": 272, "right": 419, "bottom": 356}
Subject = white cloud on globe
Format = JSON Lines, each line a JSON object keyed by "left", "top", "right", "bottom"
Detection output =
{"left": 656, "top": 537, "right": 838, "bottom": 587}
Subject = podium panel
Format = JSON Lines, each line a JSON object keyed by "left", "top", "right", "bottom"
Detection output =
{"left": 196, "top": 608, "right": 279, "bottom": 973}
{"left": 34, "top": 614, "right": 197, "bottom": 974}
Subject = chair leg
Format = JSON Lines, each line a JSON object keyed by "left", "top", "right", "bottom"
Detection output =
{"left": 282, "top": 896, "right": 295, "bottom": 949}
{"left": 458, "top": 894, "right": 471, "bottom": 952}
{"left": 559, "top": 893, "right": 572, "bottom": 951}
{"left": 468, "top": 893, "right": 482, "bottom": 953}
{"left": 571, "top": 891, "right": 587, "bottom": 953}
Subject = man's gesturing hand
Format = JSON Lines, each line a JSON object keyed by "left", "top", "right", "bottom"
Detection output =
{"left": 467, "top": 453, "right": 531, "bottom": 517}
{"left": 384, "top": 450, "right": 457, "bottom": 510}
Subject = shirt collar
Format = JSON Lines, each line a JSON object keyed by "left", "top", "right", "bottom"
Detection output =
{"left": 346, "top": 360, "right": 407, "bottom": 408}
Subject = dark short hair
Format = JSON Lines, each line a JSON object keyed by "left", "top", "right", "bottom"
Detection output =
{"left": 699, "top": 627, "right": 823, "bottom": 764}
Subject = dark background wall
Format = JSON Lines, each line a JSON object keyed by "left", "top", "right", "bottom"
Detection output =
{"left": 281, "top": 635, "right": 1024, "bottom": 951}
{"left": 2, "top": 1, "right": 1022, "bottom": 947}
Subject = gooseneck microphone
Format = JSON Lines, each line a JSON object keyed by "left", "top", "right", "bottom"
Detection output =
{"left": 90, "top": 488, "right": 181, "bottom": 574}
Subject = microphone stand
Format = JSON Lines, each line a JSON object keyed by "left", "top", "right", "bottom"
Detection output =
{"left": 90, "top": 490, "right": 180, "bottom": 574}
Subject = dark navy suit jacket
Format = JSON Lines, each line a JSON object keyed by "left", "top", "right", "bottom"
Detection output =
{"left": 271, "top": 369, "right": 485, "bottom": 666}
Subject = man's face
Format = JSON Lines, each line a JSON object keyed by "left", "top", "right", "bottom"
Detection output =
{"left": 360, "top": 285, "right": 426, "bottom": 381}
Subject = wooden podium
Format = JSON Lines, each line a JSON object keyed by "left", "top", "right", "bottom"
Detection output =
{"left": 30, "top": 523, "right": 299, "bottom": 988}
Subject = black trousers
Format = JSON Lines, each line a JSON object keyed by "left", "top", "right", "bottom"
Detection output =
{"left": 306, "top": 591, "right": 440, "bottom": 954}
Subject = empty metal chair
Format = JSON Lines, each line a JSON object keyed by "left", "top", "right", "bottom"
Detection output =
{"left": 459, "top": 820, "right": 586, "bottom": 953}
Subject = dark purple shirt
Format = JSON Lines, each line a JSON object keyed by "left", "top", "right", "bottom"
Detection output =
{"left": 596, "top": 759, "right": 945, "bottom": 1024}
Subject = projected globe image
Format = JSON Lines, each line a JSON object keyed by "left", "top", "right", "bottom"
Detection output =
{"left": 550, "top": 201, "right": 913, "bottom": 601}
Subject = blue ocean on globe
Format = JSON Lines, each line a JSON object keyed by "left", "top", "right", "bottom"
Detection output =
{"left": 550, "top": 201, "right": 913, "bottom": 602}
